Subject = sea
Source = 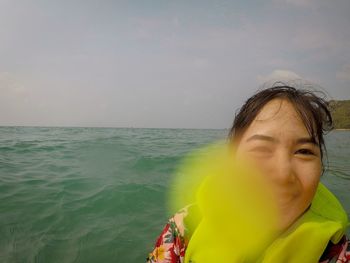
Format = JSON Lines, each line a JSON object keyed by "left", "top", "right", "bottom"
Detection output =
{"left": 0, "top": 127, "right": 349, "bottom": 263}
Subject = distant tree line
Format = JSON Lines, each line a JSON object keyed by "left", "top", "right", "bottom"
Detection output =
{"left": 329, "top": 100, "right": 350, "bottom": 129}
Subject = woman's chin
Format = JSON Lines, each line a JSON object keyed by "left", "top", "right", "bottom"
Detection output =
{"left": 276, "top": 204, "right": 311, "bottom": 232}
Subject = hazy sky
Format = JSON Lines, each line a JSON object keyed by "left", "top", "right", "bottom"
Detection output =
{"left": 1, "top": 0, "right": 350, "bottom": 129}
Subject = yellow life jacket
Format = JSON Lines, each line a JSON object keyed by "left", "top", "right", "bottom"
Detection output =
{"left": 184, "top": 183, "right": 349, "bottom": 263}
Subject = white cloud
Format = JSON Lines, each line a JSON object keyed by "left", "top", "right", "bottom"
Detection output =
{"left": 336, "top": 64, "right": 350, "bottom": 82}
{"left": 257, "top": 69, "right": 302, "bottom": 84}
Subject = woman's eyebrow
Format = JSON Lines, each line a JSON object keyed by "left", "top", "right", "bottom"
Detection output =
{"left": 296, "top": 137, "right": 319, "bottom": 146}
{"left": 246, "top": 135, "right": 319, "bottom": 146}
{"left": 246, "top": 134, "right": 279, "bottom": 143}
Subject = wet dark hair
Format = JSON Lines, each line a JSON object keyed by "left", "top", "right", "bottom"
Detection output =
{"left": 228, "top": 85, "right": 333, "bottom": 160}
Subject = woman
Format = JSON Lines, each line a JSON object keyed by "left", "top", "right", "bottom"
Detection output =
{"left": 147, "top": 85, "right": 350, "bottom": 262}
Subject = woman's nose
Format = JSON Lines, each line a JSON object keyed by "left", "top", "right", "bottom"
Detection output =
{"left": 270, "top": 153, "right": 296, "bottom": 184}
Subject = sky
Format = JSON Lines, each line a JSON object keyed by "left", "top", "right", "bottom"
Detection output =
{"left": 1, "top": 0, "right": 350, "bottom": 129}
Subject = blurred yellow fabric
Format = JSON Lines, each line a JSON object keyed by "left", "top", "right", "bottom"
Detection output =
{"left": 168, "top": 142, "right": 349, "bottom": 263}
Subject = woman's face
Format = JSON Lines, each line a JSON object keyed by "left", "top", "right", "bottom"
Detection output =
{"left": 235, "top": 98, "right": 322, "bottom": 230}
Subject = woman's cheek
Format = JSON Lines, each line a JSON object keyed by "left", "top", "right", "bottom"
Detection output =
{"left": 295, "top": 159, "right": 322, "bottom": 198}
{"left": 295, "top": 158, "right": 322, "bottom": 181}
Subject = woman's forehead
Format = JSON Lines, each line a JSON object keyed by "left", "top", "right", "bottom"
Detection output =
{"left": 244, "top": 99, "right": 311, "bottom": 138}
{"left": 254, "top": 99, "right": 301, "bottom": 121}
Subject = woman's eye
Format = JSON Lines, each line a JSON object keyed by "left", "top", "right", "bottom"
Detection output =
{"left": 250, "top": 147, "right": 272, "bottom": 154}
{"left": 295, "top": 148, "right": 314, "bottom": 155}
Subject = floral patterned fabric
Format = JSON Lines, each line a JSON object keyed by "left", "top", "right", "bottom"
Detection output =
{"left": 147, "top": 206, "right": 350, "bottom": 263}
{"left": 147, "top": 207, "right": 189, "bottom": 263}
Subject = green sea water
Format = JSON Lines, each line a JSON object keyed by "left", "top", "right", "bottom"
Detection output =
{"left": 0, "top": 127, "right": 349, "bottom": 262}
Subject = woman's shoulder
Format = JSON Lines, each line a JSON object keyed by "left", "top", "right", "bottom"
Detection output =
{"left": 319, "top": 235, "right": 350, "bottom": 263}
